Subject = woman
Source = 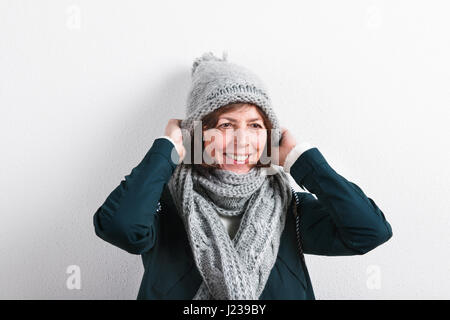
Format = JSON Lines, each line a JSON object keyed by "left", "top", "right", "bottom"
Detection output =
{"left": 93, "top": 51, "right": 393, "bottom": 300}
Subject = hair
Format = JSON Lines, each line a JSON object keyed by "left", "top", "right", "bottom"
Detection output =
{"left": 186, "top": 102, "right": 273, "bottom": 170}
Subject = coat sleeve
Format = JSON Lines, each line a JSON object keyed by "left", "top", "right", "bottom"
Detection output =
{"left": 290, "top": 148, "right": 393, "bottom": 256}
{"left": 93, "top": 138, "right": 179, "bottom": 255}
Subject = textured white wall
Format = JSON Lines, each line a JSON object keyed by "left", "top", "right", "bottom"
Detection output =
{"left": 1, "top": 0, "right": 449, "bottom": 299}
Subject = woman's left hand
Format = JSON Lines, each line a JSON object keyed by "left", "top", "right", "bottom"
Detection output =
{"left": 273, "top": 127, "right": 297, "bottom": 167}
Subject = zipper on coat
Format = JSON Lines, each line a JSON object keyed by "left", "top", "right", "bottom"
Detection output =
{"left": 291, "top": 186, "right": 305, "bottom": 263}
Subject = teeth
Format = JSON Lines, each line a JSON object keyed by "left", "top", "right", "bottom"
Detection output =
{"left": 226, "top": 154, "right": 250, "bottom": 162}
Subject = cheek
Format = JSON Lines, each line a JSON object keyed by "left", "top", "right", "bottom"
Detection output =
{"left": 203, "top": 133, "right": 226, "bottom": 155}
{"left": 255, "top": 133, "right": 267, "bottom": 151}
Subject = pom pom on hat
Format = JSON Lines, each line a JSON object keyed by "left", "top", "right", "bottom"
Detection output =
{"left": 191, "top": 50, "right": 228, "bottom": 76}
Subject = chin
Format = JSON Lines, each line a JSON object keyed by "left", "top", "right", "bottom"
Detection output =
{"left": 219, "top": 162, "right": 256, "bottom": 174}
{"left": 223, "top": 167, "right": 253, "bottom": 174}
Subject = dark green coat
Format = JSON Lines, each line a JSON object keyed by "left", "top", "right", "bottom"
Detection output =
{"left": 93, "top": 138, "right": 393, "bottom": 300}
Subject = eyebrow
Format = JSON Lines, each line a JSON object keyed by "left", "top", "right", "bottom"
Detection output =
{"left": 219, "top": 117, "right": 263, "bottom": 122}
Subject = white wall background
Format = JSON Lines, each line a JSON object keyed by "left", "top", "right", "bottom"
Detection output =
{"left": 1, "top": 0, "right": 449, "bottom": 299}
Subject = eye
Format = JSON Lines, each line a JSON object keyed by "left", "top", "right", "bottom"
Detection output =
{"left": 218, "top": 123, "right": 232, "bottom": 128}
{"left": 251, "top": 123, "right": 263, "bottom": 128}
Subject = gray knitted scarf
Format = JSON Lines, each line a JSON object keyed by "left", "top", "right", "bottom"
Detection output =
{"left": 167, "top": 163, "right": 292, "bottom": 300}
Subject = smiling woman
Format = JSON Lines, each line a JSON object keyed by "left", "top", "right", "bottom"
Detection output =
{"left": 93, "top": 51, "right": 393, "bottom": 301}
{"left": 197, "top": 102, "right": 273, "bottom": 174}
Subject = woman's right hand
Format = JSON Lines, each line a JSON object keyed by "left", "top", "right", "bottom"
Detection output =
{"left": 164, "top": 119, "right": 186, "bottom": 162}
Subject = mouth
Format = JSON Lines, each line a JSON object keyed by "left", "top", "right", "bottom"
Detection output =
{"left": 224, "top": 153, "right": 251, "bottom": 164}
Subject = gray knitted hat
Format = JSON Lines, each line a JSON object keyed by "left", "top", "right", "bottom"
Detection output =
{"left": 180, "top": 51, "right": 282, "bottom": 144}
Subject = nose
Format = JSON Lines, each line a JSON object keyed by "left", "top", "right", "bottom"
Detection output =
{"left": 233, "top": 128, "right": 249, "bottom": 151}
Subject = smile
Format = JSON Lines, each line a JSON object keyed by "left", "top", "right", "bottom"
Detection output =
{"left": 224, "top": 153, "right": 251, "bottom": 163}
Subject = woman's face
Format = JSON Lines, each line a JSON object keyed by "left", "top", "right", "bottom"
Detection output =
{"left": 203, "top": 104, "right": 268, "bottom": 174}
